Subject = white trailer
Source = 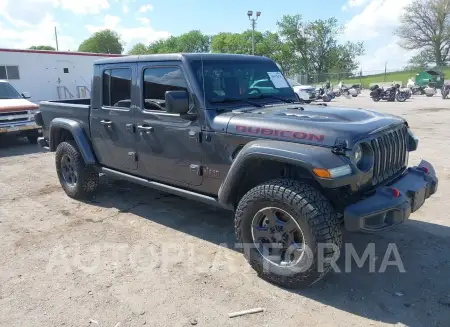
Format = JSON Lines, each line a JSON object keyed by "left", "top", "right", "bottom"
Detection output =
{"left": 0, "top": 48, "right": 121, "bottom": 103}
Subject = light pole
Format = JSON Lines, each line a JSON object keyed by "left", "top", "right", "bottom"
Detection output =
{"left": 247, "top": 10, "right": 261, "bottom": 55}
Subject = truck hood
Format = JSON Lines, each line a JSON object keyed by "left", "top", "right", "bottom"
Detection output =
{"left": 0, "top": 99, "right": 38, "bottom": 113}
{"left": 224, "top": 104, "right": 405, "bottom": 148}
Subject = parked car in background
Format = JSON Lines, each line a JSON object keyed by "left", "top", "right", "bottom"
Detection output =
{"left": 0, "top": 80, "right": 41, "bottom": 143}
{"left": 287, "top": 79, "right": 317, "bottom": 103}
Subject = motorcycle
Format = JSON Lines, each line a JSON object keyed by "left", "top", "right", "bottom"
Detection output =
{"left": 370, "top": 84, "right": 407, "bottom": 102}
{"left": 410, "top": 85, "right": 426, "bottom": 95}
{"left": 442, "top": 84, "right": 450, "bottom": 99}
{"left": 349, "top": 84, "right": 361, "bottom": 97}
{"left": 316, "top": 86, "right": 335, "bottom": 102}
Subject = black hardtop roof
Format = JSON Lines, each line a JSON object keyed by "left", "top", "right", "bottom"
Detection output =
{"left": 94, "top": 53, "right": 273, "bottom": 65}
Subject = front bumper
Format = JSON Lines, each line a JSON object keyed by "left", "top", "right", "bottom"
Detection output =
{"left": 0, "top": 122, "right": 41, "bottom": 134}
{"left": 344, "top": 160, "right": 438, "bottom": 232}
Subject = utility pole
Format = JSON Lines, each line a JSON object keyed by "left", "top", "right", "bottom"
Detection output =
{"left": 384, "top": 61, "right": 387, "bottom": 82}
{"left": 54, "top": 26, "right": 59, "bottom": 51}
{"left": 247, "top": 11, "right": 261, "bottom": 55}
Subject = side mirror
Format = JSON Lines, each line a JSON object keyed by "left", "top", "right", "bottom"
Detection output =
{"left": 165, "top": 90, "right": 189, "bottom": 114}
{"left": 22, "top": 92, "right": 31, "bottom": 99}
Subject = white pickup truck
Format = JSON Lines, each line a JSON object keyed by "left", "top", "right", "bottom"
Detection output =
{"left": 0, "top": 80, "right": 41, "bottom": 144}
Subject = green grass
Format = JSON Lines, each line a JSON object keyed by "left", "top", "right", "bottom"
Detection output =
{"left": 328, "top": 67, "right": 450, "bottom": 88}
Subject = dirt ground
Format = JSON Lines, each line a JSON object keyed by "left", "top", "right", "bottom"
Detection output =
{"left": 0, "top": 92, "right": 449, "bottom": 327}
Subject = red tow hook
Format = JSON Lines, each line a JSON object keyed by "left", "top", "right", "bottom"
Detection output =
{"left": 391, "top": 187, "right": 401, "bottom": 198}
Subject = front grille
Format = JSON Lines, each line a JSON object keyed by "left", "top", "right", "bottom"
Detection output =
{"left": 370, "top": 125, "right": 408, "bottom": 186}
{"left": 0, "top": 111, "right": 28, "bottom": 117}
{"left": 0, "top": 117, "right": 27, "bottom": 124}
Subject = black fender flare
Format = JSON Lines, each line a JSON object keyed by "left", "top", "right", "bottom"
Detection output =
{"left": 49, "top": 118, "right": 97, "bottom": 165}
{"left": 217, "top": 140, "right": 351, "bottom": 206}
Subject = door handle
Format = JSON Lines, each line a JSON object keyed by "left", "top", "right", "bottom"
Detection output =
{"left": 100, "top": 120, "right": 113, "bottom": 126}
{"left": 137, "top": 125, "right": 154, "bottom": 134}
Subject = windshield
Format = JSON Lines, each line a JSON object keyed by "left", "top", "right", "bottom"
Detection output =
{"left": 0, "top": 82, "right": 22, "bottom": 99}
{"left": 191, "top": 59, "right": 297, "bottom": 107}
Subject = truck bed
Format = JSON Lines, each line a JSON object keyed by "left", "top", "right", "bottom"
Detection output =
{"left": 39, "top": 98, "right": 91, "bottom": 137}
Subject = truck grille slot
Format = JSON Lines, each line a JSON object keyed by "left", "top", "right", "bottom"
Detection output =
{"left": 370, "top": 125, "right": 408, "bottom": 186}
{"left": 0, "top": 111, "right": 28, "bottom": 117}
{"left": 0, "top": 117, "right": 27, "bottom": 123}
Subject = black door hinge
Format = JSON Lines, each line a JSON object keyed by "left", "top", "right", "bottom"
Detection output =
{"left": 190, "top": 164, "right": 202, "bottom": 176}
{"left": 128, "top": 152, "right": 138, "bottom": 161}
{"left": 331, "top": 139, "right": 348, "bottom": 155}
{"left": 189, "top": 130, "right": 203, "bottom": 143}
{"left": 126, "top": 123, "right": 135, "bottom": 133}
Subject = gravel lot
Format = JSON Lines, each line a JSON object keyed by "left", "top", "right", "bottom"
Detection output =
{"left": 0, "top": 92, "right": 449, "bottom": 327}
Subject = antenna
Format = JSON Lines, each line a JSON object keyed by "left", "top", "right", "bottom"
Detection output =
{"left": 54, "top": 26, "right": 59, "bottom": 51}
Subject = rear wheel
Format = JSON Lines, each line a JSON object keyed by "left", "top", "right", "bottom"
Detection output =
{"left": 396, "top": 93, "right": 406, "bottom": 102}
{"left": 235, "top": 179, "right": 342, "bottom": 289}
{"left": 55, "top": 141, "right": 99, "bottom": 199}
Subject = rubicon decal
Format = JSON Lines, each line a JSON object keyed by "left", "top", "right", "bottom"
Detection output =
{"left": 235, "top": 125, "right": 325, "bottom": 142}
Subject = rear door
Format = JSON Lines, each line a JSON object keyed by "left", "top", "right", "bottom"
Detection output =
{"left": 90, "top": 64, "right": 138, "bottom": 172}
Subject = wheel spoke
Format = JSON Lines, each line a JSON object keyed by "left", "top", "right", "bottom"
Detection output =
{"left": 252, "top": 226, "right": 271, "bottom": 241}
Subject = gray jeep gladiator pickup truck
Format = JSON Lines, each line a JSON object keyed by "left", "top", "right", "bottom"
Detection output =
{"left": 35, "top": 53, "right": 438, "bottom": 288}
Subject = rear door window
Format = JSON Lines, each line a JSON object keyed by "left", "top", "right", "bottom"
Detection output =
{"left": 102, "top": 68, "right": 132, "bottom": 109}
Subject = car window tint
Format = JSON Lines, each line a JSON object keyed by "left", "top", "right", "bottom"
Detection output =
{"left": 102, "top": 68, "right": 132, "bottom": 108}
{"left": 143, "top": 67, "right": 188, "bottom": 111}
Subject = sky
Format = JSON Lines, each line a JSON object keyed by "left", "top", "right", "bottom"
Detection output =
{"left": 0, "top": 0, "right": 417, "bottom": 73}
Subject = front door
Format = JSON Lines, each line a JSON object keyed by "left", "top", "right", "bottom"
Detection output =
{"left": 90, "top": 64, "right": 138, "bottom": 172}
{"left": 135, "top": 63, "right": 202, "bottom": 187}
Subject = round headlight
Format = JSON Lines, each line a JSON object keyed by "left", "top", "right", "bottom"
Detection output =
{"left": 354, "top": 144, "right": 363, "bottom": 163}
{"left": 352, "top": 142, "right": 374, "bottom": 172}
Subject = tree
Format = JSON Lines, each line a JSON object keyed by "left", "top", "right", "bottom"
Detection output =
{"left": 277, "top": 15, "right": 364, "bottom": 77}
{"left": 211, "top": 30, "right": 301, "bottom": 75}
{"left": 28, "top": 45, "right": 55, "bottom": 50}
{"left": 395, "top": 0, "right": 450, "bottom": 66}
{"left": 131, "top": 30, "right": 210, "bottom": 54}
{"left": 128, "top": 43, "right": 148, "bottom": 55}
{"left": 405, "top": 49, "right": 435, "bottom": 69}
{"left": 78, "top": 29, "right": 123, "bottom": 54}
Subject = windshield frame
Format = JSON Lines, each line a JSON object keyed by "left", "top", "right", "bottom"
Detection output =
{"left": 189, "top": 58, "right": 297, "bottom": 110}
{"left": 0, "top": 81, "right": 22, "bottom": 99}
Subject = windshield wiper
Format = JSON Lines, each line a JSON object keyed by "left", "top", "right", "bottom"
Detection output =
{"left": 210, "top": 97, "right": 263, "bottom": 108}
{"left": 248, "top": 94, "right": 295, "bottom": 103}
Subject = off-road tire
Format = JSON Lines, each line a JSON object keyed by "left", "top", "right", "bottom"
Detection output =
{"left": 235, "top": 179, "right": 342, "bottom": 289}
{"left": 55, "top": 141, "right": 99, "bottom": 200}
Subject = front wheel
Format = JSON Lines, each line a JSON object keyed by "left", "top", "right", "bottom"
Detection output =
{"left": 372, "top": 96, "right": 380, "bottom": 102}
{"left": 55, "top": 141, "right": 99, "bottom": 200}
{"left": 235, "top": 179, "right": 342, "bottom": 289}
